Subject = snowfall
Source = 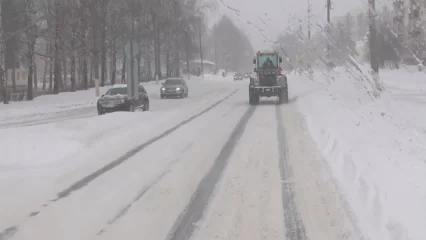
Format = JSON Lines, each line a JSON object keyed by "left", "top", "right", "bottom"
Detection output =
{"left": 0, "top": 67, "right": 424, "bottom": 240}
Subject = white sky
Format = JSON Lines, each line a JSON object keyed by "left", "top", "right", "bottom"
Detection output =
{"left": 209, "top": 0, "right": 392, "bottom": 50}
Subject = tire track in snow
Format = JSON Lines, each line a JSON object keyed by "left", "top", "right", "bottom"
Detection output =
{"left": 166, "top": 105, "right": 256, "bottom": 240}
{"left": 0, "top": 90, "right": 238, "bottom": 240}
{"left": 53, "top": 90, "right": 237, "bottom": 200}
{"left": 97, "top": 143, "right": 194, "bottom": 236}
{"left": 276, "top": 105, "right": 307, "bottom": 240}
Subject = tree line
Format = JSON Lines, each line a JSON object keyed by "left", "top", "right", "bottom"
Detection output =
{"left": 0, "top": 0, "right": 212, "bottom": 102}
{"left": 274, "top": 6, "right": 417, "bottom": 71}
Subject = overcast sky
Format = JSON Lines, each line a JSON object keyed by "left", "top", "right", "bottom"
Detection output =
{"left": 209, "top": 0, "right": 392, "bottom": 50}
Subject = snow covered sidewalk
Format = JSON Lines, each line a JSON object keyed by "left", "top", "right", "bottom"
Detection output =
{"left": 290, "top": 67, "right": 426, "bottom": 240}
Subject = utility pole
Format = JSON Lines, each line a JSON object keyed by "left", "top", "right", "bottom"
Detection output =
{"left": 326, "top": 0, "right": 331, "bottom": 65}
{"left": 198, "top": 21, "right": 204, "bottom": 79}
{"left": 308, "top": 0, "right": 311, "bottom": 40}
{"left": 185, "top": 30, "right": 190, "bottom": 77}
{"left": 369, "top": 0, "right": 379, "bottom": 73}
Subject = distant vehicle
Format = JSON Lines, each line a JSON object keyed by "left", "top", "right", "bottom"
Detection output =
{"left": 161, "top": 78, "right": 188, "bottom": 98}
{"left": 249, "top": 51, "right": 288, "bottom": 104}
{"left": 97, "top": 84, "right": 149, "bottom": 115}
{"left": 234, "top": 73, "right": 243, "bottom": 81}
{"left": 243, "top": 72, "right": 252, "bottom": 79}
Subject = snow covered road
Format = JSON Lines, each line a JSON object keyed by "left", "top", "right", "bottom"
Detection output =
{"left": 0, "top": 78, "right": 360, "bottom": 240}
{"left": 0, "top": 78, "right": 230, "bottom": 129}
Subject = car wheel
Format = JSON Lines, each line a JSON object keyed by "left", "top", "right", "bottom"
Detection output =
{"left": 180, "top": 93, "right": 184, "bottom": 98}
{"left": 143, "top": 101, "right": 149, "bottom": 111}
{"left": 97, "top": 106, "right": 104, "bottom": 115}
{"left": 161, "top": 95, "right": 164, "bottom": 99}
{"left": 129, "top": 105, "right": 135, "bottom": 112}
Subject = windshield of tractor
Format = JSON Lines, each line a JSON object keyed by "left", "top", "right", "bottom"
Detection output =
{"left": 257, "top": 54, "right": 278, "bottom": 68}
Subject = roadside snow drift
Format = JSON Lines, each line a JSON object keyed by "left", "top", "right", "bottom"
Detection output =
{"left": 290, "top": 67, "right": 426, "bottom": 240}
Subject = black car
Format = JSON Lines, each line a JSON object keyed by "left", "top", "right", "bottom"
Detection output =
{"left": 160, "top": 78, "right": 189, "bottom": 98}
{"left": 234, "top": 73, "right": 243, "bottom": 80}
{"left": 97, "top": 84, "right": 149, "bottom": 115}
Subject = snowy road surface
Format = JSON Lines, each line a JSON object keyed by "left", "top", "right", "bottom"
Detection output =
{"left": 1, "top": 70, "right": 424, "bottom": 240}
{"left": 0, "top": 78, "right": 229, "bottom": 129}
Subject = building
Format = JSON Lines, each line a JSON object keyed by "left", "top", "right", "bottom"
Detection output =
{"left": 188, "top": 59, "right": 216, "bottom": 75}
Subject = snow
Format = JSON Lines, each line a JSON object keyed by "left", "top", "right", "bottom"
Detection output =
{"left": 192, "top": 59, "right": 216, "bottom": 65}
{"left": 190, "top": 104, "right": 286, "bottom": 240}
{"left": 0, "top": 76, "right": 242, "bottom": 234}
{"left": 280, "top": 102, "right": 362, "bottom": 240}
{"left": 0, "top": 76, "right": 235, "bottom": 128}
{"left": 111, "top": 84, "right": 128, "bottom": 88}
{"left": 1, "top": 66, "right": 424, "bottom": 240}
{"left": 290, "top": 67, "right": 426, "bottom": 240}
{"left": 2, "top": 86, "right": 247, "bottom": 240}
{"left": 0, "top": 87, "right": 108, "bottom": 124}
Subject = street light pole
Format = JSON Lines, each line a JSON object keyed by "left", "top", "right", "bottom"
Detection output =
{"left": 326, "top": 0, "right": 331, "bottom": 65}
{"left": 198, "top": 21, "right": 204, "bottom": 78}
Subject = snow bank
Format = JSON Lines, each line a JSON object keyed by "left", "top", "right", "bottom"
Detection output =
{"left": 0, "top": 112, "right": 165, "bottom": 170}
{"left": 290, "top": 67, "right": 426, "bottom": 240}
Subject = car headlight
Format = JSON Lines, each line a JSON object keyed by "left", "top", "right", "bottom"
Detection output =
{"left": 176, "top": 87, "right": 181, "bottom": 90}
{"left": 117, "top": 99, "right": 125, "bottom": 104}
{"left": 161, "top": 87, "right": 165, "bottom": 91}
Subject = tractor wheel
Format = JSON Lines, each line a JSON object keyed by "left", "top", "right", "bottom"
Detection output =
{"left": 249, "top": 92, "right": 259, "bottom": 105}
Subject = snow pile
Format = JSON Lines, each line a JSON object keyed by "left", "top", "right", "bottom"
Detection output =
{"left": 290, "top": 67, "right": 426, "bottom": 240}
{"left": 0, "top": 87, "right": 109, "bottom": 122}
{"left": 0, "top": 112, "right": 167, "bottom": 170}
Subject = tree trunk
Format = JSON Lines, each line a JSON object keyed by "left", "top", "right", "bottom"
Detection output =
{"left": 82, "top": 58, "right": 88, "bottom": 90}
{"left": 121, "top": 50, "right": 126, "bottom": 84}
{"left": 166, "top": 50, "right": 170, "bottom": 77}
{"left": 49, "top": 57, "right": 53, "bottom": 92}
{"left": 33, "top": 60, "right": 38, "bottom": 91}
{"left": 27, "top": 61, "right": 34, "bottom": 100}
{"left": 185, "top": 31, "right": 190, "bottom": 74}
{"left": 27, "top": 41, "right": 35, "bottom": 101}
{"left": 12, "top": 68, "right": 16, "bottom": 93}
{"left": 174, "top": 50, "right": 180, "bottom": 77}
{"left": 70, "top": 52, "right": 76, "bottom": 91}
{"left": 1, "top": 67, "right": 8, "bottom": 104}
{"left": 92, "top": 29, "right": 99, "bottom": 86}
{"left": 110, "top": 41, "right": 117, "bottom": 85}
{"left": 137, "top": 46, "right": 141, "bottom": 82}
{"left": 153, "top": 23, "right": 161, "bottom": 79}
{"left": 100, "top": 16, "right": 107, "bottom": 86}
{"left": 11, "top": 68, "right": 16, "bottom": 93}
{"left": 146, "top": 55, "right": 151, "bottom": 80}
{"left": 53, "top": 7, "right": 61, "bottom": 94}
{"left": 62, "top": 56, "right": 67, "bottom": 91}
{"left": 81, "top": 33, "right": 88, "bottom": 90}
{"left": 42, "top": 59, "right": 47, "bottom": 90}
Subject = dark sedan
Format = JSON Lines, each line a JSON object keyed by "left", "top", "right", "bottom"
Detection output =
{"left": 160, "top": 78, "right": 188, "bottom": 98}
{"left": 97, "top": 84, "right": 149, "bottom": 115}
